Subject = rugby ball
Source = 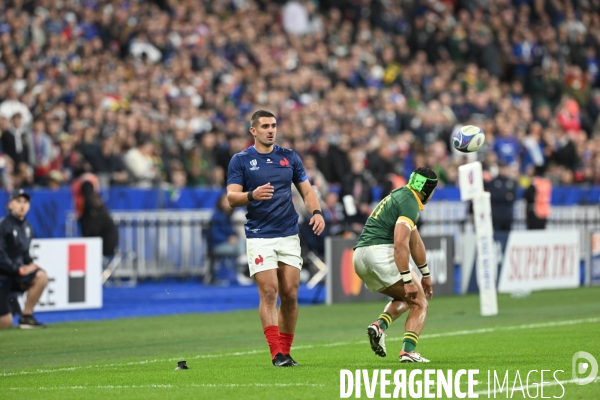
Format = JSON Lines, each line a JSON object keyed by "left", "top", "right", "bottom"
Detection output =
{"left": 452, "top": 125, "right": 485, "bottom": 153}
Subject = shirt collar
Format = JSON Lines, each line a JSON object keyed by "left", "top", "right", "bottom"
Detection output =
{"left": 250, "top": 145, "right": 276, "bottom": 155}
{"left": 408, "top": 187, "right": 425, "bottom": 211}
{"left": 7, "top": 213, "right": 25, "bottom": 224}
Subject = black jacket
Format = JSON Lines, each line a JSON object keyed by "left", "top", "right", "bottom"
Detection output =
{"left": 0, "top": 214, "right": 34, "bottom": 276}
{"left": 79, "top": 181, "right": 119, "bottom": 256}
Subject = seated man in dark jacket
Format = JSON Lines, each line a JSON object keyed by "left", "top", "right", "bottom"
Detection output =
{"left": 0, "top": 189, "right": 48, "bottom": 329}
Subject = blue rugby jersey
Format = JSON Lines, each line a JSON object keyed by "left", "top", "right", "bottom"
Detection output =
{"left": 227, "top": 145, "right": 308, "bottom": 238}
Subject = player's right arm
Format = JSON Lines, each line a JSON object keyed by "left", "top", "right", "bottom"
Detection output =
{"left": 227, "top": 183, "right": 274, "bottom": 207}
{"left": 394, "top": 221, "right": 419, "bottom": 300}
{"left": 0, "top": 223, "right": 20, "bottom": 276}
{"left": 225, "top": 154, "right": 274, "bottom": 207}
{"left": 410, "top": 228, "right": 433, "bottom": 299}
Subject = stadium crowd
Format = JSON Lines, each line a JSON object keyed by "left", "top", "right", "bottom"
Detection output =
{"left": 0, "top": 0, "right": 599, "bottom": 200}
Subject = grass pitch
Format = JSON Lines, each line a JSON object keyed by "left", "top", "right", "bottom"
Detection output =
{"left": 1, "top": 287, "right": 599, "bottom": 399}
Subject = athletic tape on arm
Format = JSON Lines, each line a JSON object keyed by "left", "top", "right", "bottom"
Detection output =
{"left": 396, "top": 216, "right": 414, "bottom": 230}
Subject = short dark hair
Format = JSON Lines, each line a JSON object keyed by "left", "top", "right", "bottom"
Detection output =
{"left": 414, "top": 166, "right": 437, "bottom": 180}
{"left": 250, "top": 110, "right": 276, "bottom": 127}
{"left": 137, "top": 134, "right": 153, "bottom": 147}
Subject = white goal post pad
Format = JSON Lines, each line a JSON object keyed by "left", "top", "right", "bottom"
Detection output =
{"left": 472, "top": 192, "right": 498, "bottom": 316}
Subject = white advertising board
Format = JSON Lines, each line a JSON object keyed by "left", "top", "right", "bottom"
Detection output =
{"left": 18, "top": 238, "right": 103, "bottom": 311}
{"left": 498, "top": 230, "right": 580, "bottom": 293}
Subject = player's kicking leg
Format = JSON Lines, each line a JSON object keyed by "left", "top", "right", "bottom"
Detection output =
{"left": 367, "top": 300, "right": 409, "bottom": 357}
{"left": 380, "top": 269, "right": 430, "bottom": 363}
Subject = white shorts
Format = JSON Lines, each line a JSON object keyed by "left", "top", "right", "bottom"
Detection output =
{"left": 246, "top": 235, "right": 303, "bottom": 276}
{"left": 353, "top": 244, "right": 408, "bottom": 292}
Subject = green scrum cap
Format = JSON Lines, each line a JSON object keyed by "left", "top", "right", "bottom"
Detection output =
{"left": 407, "top": 168, "right": 438, "bottom": 204}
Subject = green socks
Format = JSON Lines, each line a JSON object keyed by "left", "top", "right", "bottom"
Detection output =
{"left": 376, "top": 312, "right": 393, "bottom": 331}
{"left": 402, "top": 331, "right": 419, "bottom": 352}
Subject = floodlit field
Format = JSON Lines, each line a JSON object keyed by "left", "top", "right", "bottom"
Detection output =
{"left": 1, "top": 287, "right": 599, "bottom": 399}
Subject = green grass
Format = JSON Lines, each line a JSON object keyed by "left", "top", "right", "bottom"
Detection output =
{"left": 1, "top": 287, "right": 599, "bottom": 399}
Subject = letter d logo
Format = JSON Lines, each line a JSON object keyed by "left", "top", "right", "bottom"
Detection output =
{"left": 572, "top": 351, "right": 598, "bottom": 385}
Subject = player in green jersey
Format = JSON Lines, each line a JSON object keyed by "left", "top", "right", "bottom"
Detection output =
{"left": 353, "top": 167, "right": 437, "bottom": 363}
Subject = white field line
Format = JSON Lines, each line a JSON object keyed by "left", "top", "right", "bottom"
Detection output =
{"left": 8, "top": 378, "right": 599, "bottom": 392}
{"left": 2, "top": 317, "right": 598, "bottom": 378}
{"left": 297, "top": 316, "right": 600, "bottom": 348}
{"left": 9, "top": 382, "right": 326, "bottom": 391}
{"left": 473, "top": 376, "right": 600, "bottom": 395}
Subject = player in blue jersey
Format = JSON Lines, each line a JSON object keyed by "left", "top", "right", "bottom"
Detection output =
{"left": 227, "top": 110, "right": 325, "bottom": 367}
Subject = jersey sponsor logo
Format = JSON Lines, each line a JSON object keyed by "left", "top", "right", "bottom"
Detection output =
{"left": 249, "top": 159, "right": 260, "bottom": 171}
{"left": 266, "top": 158, "right": 272, "bottom": 164}
{"left": 280, "top": 157, "right": 290, "bottom": 167}
{"left": 255, "top": 254, "right": 264, "bottom": 265}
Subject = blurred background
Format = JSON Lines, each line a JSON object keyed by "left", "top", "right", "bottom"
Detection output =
{"left": 1, "top": 0, "right": 599, "bottom": 315}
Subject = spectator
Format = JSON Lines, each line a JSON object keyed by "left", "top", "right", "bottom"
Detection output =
{"left": 2, "top": 113, "right": 29, "bottom": 166}
{"left": 493, "top": 123, "right": 521, "bottom": 167}
{"left": 47, "top": 170, "right": 64, "bottom": 190}
{"left": 282, "top": 1, "right": 310, "bottom": 36}
{"left": 187, "top": 131, "right": 220, "bottom": 186}
{"left": 72, "top": 173, "right": 119, "bottom": 258}
{"left": 556, "top": 99, "right": 581, "bottom": 135}
{"left": 123, "top": 136, "right": 157, "bottom": 188}
{"left": 300, "top": 154, "right": 329, "bottom": 197}
{"left": 310, "top": 136, "right": 347, "bottom": 185}
{"left": 524, "top": 167, "right": 552, "bottom": 230}
{"left": 56, "top": 134, "right": 79, "bottom": 182}
{"left": 209, "top": 193, "right": 251, "bottom": 285}
{"left": 0, "top": 87, "right": 32, "bottom": 128}
{"left": 89, "top": 135, "right": 129, "bottom": 188}
{"left": 322, "top": 191, "right": 345, "bottom": 237}
{"left": 215, "top": 135, "right": 249, "bottom": 185}
{"left": 521, "top": 122, "right": 545, "bottom": 175}
{"left": 29, "top": 120, "right": 54, "bottom": 186}
{"left": 340, "top": 157, "right": 376, "bottom": 235}
{"left": 486, "top": 161, "right": 517, "bottom": 232}
{"left": 14, "top": 163, "right": 34, "bottom": 189}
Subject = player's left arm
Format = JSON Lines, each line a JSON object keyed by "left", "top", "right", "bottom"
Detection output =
{"left": 410, "top": 228, "right": 433, "bottom": 299}
{"left": 292, "top": 152, "right": 325, "bottom": 235}
{"left": 295, "top": 180, "right": 325, "bottom": 235}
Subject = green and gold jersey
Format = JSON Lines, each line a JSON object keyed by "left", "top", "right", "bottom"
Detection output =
{"left": 354, "top": 186, "right": 424, "bottom": 249}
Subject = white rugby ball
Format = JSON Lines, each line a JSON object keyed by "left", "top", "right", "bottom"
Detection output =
{"left": 452, "top": 125, "right": 485, "bottom": 153}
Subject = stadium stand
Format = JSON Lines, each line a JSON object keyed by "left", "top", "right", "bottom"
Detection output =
{"left": 0, "top": 0, "right": 599, "bottom": 195}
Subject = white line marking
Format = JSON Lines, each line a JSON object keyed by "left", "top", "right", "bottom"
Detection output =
{"left": 7, "top": 376, "right": 599, "bottom": 393}
{"left": 395, "top": 316, "right": 600, "bottom": 342}
{"left": 2, "top": 317, "right": 598, "bottom": 378}
{"left": 473, "top": 376, "right": 600, "bottom": 395}
{"left": 9, "top": 383, "right": 326, "bottom": 391}
{"left": 294, "top": 316, "right": 600, "bottom": 348}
